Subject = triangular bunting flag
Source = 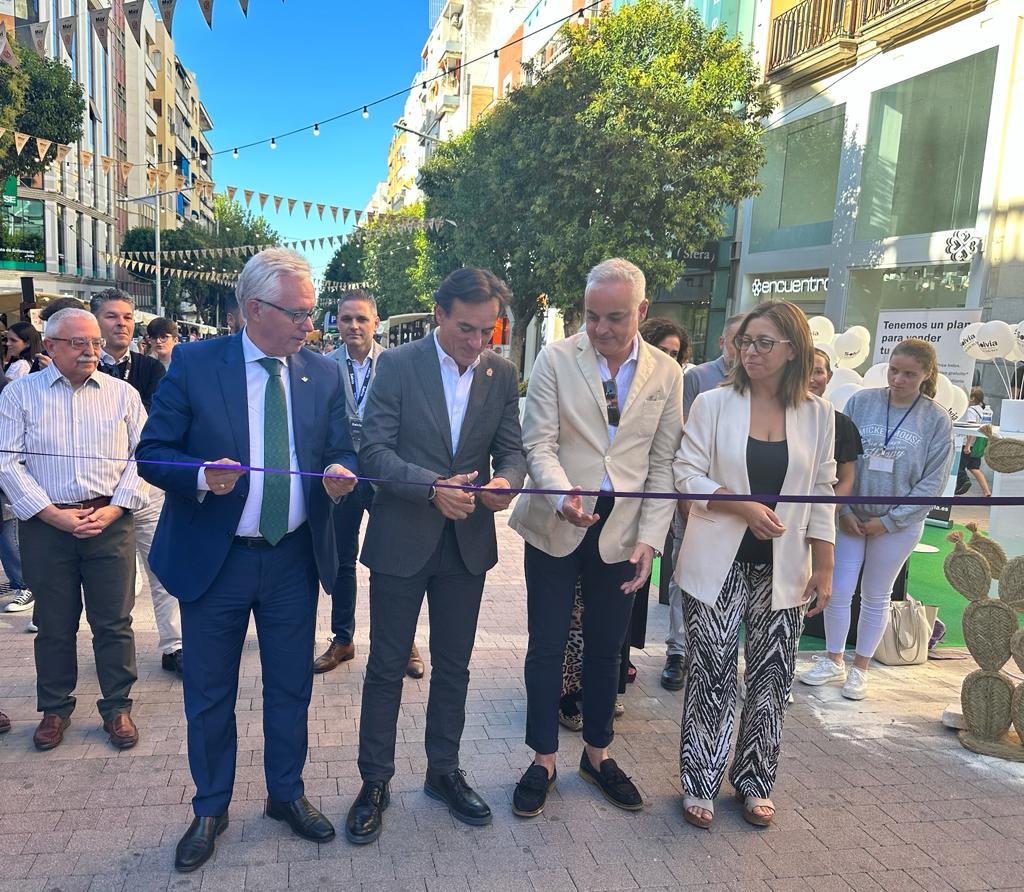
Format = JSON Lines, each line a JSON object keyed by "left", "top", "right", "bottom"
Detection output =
{"left": 354, "top": 210, "right": 362, "bottom": 224}
{"left": 258, "top": 193, "right": 268, "bottom": 210}
{"left": 90, "top": 8, "right": 110, "bottom": 48}
{"left": 342, "top": 208, "right": 350, "bottom": 224}
{"left": 101, "top": 156, "right": 113, "bottom": 176}
{"left": 58, "top": 15, "right": 77, "bottom": 55}
{"left": 318, "top": 238, "right": 324, "bottom": 249}
{"left": 119, "top": 160, "right": 132, "bottom": 181}
{"left": 158, "top": 0, "right": 178, "bottom": 36}
{"left": 239, "top": 0, "right": 249, "bottom": 15}
{"left": 13, "top": 133, "right": 29, "bottom": 156}
{"left": 300, "top": 240, "right": 307, "bottom": 250}
{"left": 199, "top": 0, "right": 215, "bottom": 29}
{"left": 317, "top": 203, "right": 325, "bottom": 220}
{"left": 35, "top": 138, "right": 52, "bottom": 162}
{"left": 331, "top": 206, "right": 339, "bottom": 222}
{"left": 0, "top": 26, "right": 16, "bottom": 69}
{"left": 226, "top": 186, "right": 236, "bottom": 203}
{"left": 287, "top": 198, "right": 297, "bottom": 215}
{"left": 81, "top": 150, "right": 94, "bottom": 169}
{"left": 244, "top": 189, "right": 254, "bottom": 207}
{"left": 273, "top": 196, "right": 283, "bottom": 212}
{"left": 147, "top": 168, "right": 159, "bottom": 190}
{"left": 124, "top": 1, "right": 146, "bottom": 44}
{"left": 328, "top": 236, "right": 335, "bottom": 247}
{"left": 303, "top": 201, "right": 312, "bottom": 218}
{"left": 176, "top": 174, "right": 186, "bottom": 191}
{"left": 29, "top": 22, "right": 48, "bottom": 56}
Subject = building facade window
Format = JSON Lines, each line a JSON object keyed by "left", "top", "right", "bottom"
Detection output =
{"left": 0, "top": 194, "right": 46, "bottom": 270}
{"left": 749, "top": 105, "right": 846, "bottom": 253}
{"left": 855, "top": 48, "right": 998, "bottom": 241}
{"left": 843, "top": 264, "right": 972, "bottom": 337}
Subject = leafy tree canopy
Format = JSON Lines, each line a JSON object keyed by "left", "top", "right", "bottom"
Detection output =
{"left": 360, "top": 202, "right": 439, "bottom": 319}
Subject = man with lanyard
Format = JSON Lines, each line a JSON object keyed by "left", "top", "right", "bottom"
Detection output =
{"left": 317, "top": 292, "right": 424, "bottom": 678}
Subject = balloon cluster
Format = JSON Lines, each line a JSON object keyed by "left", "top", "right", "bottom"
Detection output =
{"left": 824, "top": 361, "right": 970, "bottom": 419}
{"left": 808, "top": 317, "right": 871, "bottom": 371}
{"left": 959, "top": 320, "right": 1024, "bottom": 399}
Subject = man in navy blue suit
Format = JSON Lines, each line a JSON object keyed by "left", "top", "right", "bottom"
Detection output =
{"left": 137, "top": 249, "right": 358, "bottom": 872}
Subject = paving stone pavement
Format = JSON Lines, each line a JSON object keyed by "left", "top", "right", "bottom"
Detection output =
{"left": 1, "top": 508, "right": 1023, "bottom": 892}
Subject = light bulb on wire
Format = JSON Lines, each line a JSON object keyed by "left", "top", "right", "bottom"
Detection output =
{"left": 362, "top": 106, "right": 369, "bottom": 119}
{"left": 232, "top": 148, "right": 239, "bottom": 158}
{"left": 313, "top": 123, "right": 320, "bottom": 136}
{"left": 270, "top": 137, "right": 277, "bottom": 149}
{"left": 577, "top": 9, "right": 585, "bottom": 23}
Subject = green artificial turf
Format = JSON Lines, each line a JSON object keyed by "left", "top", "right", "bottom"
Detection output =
{"left": 653, "top": 526, "right": 973, "bottom": 652}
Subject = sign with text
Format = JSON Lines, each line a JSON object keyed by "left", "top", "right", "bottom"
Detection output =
{"left": 873, "top": 308, "right": 982, "bottom": 390}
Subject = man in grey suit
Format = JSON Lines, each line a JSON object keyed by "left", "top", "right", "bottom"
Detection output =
{"left": 315, "top": 292, "right": 423, "bottom": 678}
{"left": 345, "top": 268, "right": 527, "bottom": 845}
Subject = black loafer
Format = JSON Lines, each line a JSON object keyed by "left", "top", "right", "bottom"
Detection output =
{"left": 660, "top": 654, "right": 686, "bottom": 691}
{"left": 265, "top": 795, "right": 335, "bottom": 842}
{"left": 345, "top": 780, "right": 390, "bottom": 845}
{"left": 174, "top": 813, "right": 228, "bottom": 873}
{"left": 162, "top": 649, "right": 184, "bottom": 675}
{"left": 512, "top": 764, "right": 557, "bottom": 818}
{"left": 424, "top": 769, "right": 492, "bottom": 826}
{"left": 579, "top": 751, "right": 642, "bottom": 811}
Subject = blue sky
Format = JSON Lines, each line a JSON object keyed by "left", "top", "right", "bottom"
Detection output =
{"left": 169, "top": 0, "right": 431, "bottom": 279}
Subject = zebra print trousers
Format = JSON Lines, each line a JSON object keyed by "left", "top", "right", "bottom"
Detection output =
{"left": 680, "top": 562, "right": 803, "bottom": 802}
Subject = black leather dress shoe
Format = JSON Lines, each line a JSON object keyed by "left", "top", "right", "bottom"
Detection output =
{"left": 660, "top": 654, "right": 686, "bottom": 691}
{"left": 174, "top": 813, "right": 228, "bottom": 873}
{"left": 265, "top": 795, "right": 335, "bottom": 841}
{"left": 424, "top": 769, "right": 492, "bottom": 826}
{"left": 345, "top": 780, "right": 390, "bottom": 845}
{"left": 162, "top": 649, "right": 184, "bottom": 675}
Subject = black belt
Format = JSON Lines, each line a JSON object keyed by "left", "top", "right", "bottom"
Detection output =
{"left": 233, "top": 523, "right": 307, "bottom": 549}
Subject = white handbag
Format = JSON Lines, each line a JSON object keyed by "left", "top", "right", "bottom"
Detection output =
{"left": 873, "top": 596, "right": 937, "bottom": 666}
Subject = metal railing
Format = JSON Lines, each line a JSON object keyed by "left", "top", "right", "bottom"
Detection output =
{"left": 767, "top": 0, "right": 857, "bottom": 73}
{"left": 857, "top": 0, "right": 919, "bottom": 27}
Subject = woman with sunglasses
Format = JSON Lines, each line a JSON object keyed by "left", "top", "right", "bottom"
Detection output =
{"left": 673, "top": 301, "right": 836, "bottom": 830}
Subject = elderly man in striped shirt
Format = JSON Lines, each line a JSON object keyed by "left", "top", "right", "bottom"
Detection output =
{"left": 0, "top": 308, "right": 149, "bottom": 751}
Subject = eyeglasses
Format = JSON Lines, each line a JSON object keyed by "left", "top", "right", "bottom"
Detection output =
{"left": 602, "top": 378, "right": 620, "bottom": 427}
{"left": 48, "top": 337, "right": 106, "bottom": 350}
{"left": 151, "top": 334, "right": 178, "bottom": 343}
{"left": 734, "top": 335, "right": 791, "bottom": 355}
{"left": 253, "top": 298, "right": 315, "bottom": 325}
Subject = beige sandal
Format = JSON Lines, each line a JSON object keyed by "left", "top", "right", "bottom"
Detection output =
{"left": 682, "top": 795, "right": 714, "bottom": 829}
{"left": 736, "top": 792, "right": 774, "bottom": 827}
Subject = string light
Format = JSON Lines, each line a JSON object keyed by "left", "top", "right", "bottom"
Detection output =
{"left": 313, "top": 124, "right": 320, "bottom": 136}
{"left": 232, "top": 148, "right": 239, "bottom": 158}
{"left": 270, "top": 137, "right": 277, "bottom": 149}
{"left": 362, "top": 106, "right": 369, "bottom": 119}
{"left": 493, "top": 49, "right": 498, "bottom": 58}
{"left": 577, "top": 9, "right": 585, "bottom": 23}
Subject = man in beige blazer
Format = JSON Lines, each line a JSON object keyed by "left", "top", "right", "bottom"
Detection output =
{"left": 509, "top": 258, "right": 683, "bottom": 817}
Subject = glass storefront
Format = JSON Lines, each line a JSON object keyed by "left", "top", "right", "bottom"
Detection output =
{"left": 855, "top": 48, "right": 998, "bottom": 241}
{"left": 0, "top": 188, "right": 45, "bottom": 271}
{"left": 749, "top": 105, "right": 846, "bottom": 253}
{"left": 745, "top": 270, "right": 830, "bottom": 316}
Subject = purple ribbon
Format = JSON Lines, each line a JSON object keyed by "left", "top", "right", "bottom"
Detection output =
{"left": 3, "top": 449, "right": 1019, "bottom": 508}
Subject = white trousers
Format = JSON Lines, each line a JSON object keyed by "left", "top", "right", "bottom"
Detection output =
{"left": 133, "top": 488, "right": 182, "bottom": 655}
{"left": 824, "top": 521, "right": 924, "bottom": 659}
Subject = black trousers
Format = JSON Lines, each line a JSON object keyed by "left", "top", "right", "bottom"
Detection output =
{"left": 20, "top": 512, "right": 137, "bottom": 722}
{"left": 524, "top": 497, "right": 635, "bottom": 755}
{"left": 329, "top": 480, "right": 374, "bottom": 645}
{"left": 357, "top": 522, "right": 486, "bottom": 782}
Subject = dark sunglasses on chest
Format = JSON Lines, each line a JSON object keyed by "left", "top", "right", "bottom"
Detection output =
{"left": 602, "top": 378, "right": 620, "bottom": 427}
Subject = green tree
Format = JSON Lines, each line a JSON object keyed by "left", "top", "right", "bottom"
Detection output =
{"left": 361, "top": 202, "right": 438, "bottom": 319}
{"left": 420, "top": 0, "right": 772, "bottom": 369}
{"left": 0, "top": 42, "right": 86, "bottom": 181}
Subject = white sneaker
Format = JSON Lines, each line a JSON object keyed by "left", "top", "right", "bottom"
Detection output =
{"left": 841, "top": 667, "right": 868, "bottom": 700}
{"left": 4, "top": 589, "right": 34, "bottom": 613}
{"left": 25, "top": 619, "right": 37, "bottom": 633}
{"left": 798, "top": 655, "right": 847, "bottom": 686}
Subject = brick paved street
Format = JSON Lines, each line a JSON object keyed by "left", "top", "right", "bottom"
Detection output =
{"left": 1, "top": 509, "right": 1023, "bottom": 891}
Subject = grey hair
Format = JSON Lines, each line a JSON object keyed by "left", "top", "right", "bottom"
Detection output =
{"left": 585, "top": 258, "right": 646, "bottom": 304}
{"left": 90, "top": 288, "right": 134, "bottom": 314}
{"left": 235, "top": 248, "right": 312, "bottom": 312}
{"left": 44, "top": 308, "right": 98, "bottom": 338}
{"left": 338, "top": 289, "right": 378, "bottom": 315}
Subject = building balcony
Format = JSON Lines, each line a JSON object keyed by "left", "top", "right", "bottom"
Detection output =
{"left": 766, "top": 0, "right": 858, "bottom": 84}
{"left": 146, "top": 104, "right": 159, "bottom": 134}
{"left": 856, "top": 0, "right": 988, "bottom": 48}
{"left": 145, "top": 57, "right": 158, "bottom": 90}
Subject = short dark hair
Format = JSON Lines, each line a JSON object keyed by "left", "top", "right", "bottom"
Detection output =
{"left": 434, "top": 267, "right": 510, "bottom": 313}
{"left": 338, "top": 290, "right": 378, "bottom": 315}
{"left": 7, "top": 321, "right": 43, "bottom": 361}
{"left": 39, "top": 297, "right": 87, "bottom": 321}
{"left": 90, "top": 288, "right": 134, "bottom": 314}
{"left": 147, "top": 317, "right": 179, "bottom": 340}
{"left": 639, "top": 317, "right": 691, "bottom": 365}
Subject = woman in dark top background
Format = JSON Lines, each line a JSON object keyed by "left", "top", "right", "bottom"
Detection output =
{"left": 4, "top": 322, "right": 42, "bottom": 380}
{"left": 809, "top": 348, "right": 864, "bottom": 496}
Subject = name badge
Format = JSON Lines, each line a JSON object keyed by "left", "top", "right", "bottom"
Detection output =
{"left": 868, "top": 453, "right": 894, "bottom": 474}
{"left": 350, "top": 417, "right": 363, "bottom": 437}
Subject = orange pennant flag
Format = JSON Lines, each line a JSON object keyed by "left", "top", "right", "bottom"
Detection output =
{"left": 330, "top": 206, "right": 339, "bottom": 222}
{"left": 303, "top": 201, "right": 312, "bottom": 218}
{"left": 226, "top": 186, "right": 236, "bottom": 203}
{"left": 286, "top": 198, "right": 296, "bottom": 215}
{"left": 317, "top": 203, "right": 325, "bottom": 220}
{"left": 258, "top": 193, "right": 268, "bottom": 210}
{"left": 342, "top": 208, "right": 350, "bottom": 224}
{"left": 13, "top": 133, "right": 29, "bottom": 156}
{"left": 101, "top": 155, "right": 113, "bottom": 176}
{"left": 81, "top": 149, "right": 94, "bottom": 169}
{"left": 176, "top": 174, "right": 186, "bottom": 191}
{"left": 244, "top": 189, "right": 254, "bottom": 207}
{"left": 354, "top": 210, "right": 362, "bottom": 224}
{"left": 35, "top": 138, "right": 52, "bottom": 162}
{"left": 119, "top": 160, "right": 132, "bottom": 181}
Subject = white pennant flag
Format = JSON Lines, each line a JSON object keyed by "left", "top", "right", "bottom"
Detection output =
{"left": 124, "top": 1, "right": 146, "bottom": 44}
{"left": 90, "top": 8, "right": 111, "bottom": 49}
{"left": 0, "top": 27, "right": 17, "bottom": 69}
{"left": 29, "top": 22, "right": 49, "bottom": 57}
{"left": 58, "top": 15, "right": 77, "bottom": 56}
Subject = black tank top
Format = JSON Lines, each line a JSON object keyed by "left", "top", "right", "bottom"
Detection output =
{"left": 736, "top": 437, "right": 789, "bottom": 564}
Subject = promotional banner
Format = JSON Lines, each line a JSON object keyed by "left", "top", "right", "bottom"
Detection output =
{"left": 873, "top": 308, "right": 983, "bottom": 390}
{"left": 58, "top": 15, "right": 77, "bottom": 55}
{"left": 158, "top": 0, "right": 178, "bottom": 36}
{"left": 124, "top": 0, "right": 147, "bottom": 44}
{"left": 90, "top": 8, "right": 110, "bottom": 48}
{"left": 29, "top": 22, "right": 48, "bottom": 57}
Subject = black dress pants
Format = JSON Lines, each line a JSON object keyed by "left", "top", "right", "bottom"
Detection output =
{"left": 357, "top": 521, "right": 486, "bottom": 782}
{"left": 524, "top": 497, "right": 636, "bottom": 755}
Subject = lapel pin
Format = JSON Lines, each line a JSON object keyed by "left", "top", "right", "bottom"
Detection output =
{"left": 485, "top": 368, "right": 493, "bottom": 377}
{"left": 301, "top": 376, "right": 309, "bottom": 383}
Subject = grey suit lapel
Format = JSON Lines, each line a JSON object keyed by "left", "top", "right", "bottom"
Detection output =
{"left": 416, "top": 335, "right": 454, "bottom": 460}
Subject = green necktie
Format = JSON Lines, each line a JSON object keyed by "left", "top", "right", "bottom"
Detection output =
{"left": 258, "top": 357, "right": 290, "bottom": 545}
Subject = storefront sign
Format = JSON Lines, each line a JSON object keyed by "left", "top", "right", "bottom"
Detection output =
{"left": 749, "top": 272, "right": 829, "bottom": 300}
{"left": 873, "top": 308, "right": 982, "bottom": 390}
{"left": 944, "top": 230, "right": 982, "bottom": 263}
{"left": 680, "top": 243, "right": 719, "bottom": 270}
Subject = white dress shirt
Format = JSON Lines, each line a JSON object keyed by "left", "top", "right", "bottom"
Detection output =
{"left": 344, "top": 345, "right": 373, "bottom": 419}
{"left": 197, "top": 329, "right": 306, "bottom": 537}
{"left": 595, "top": 335, "right": 639, "bottom": 492}
{"left": 434, "top": 331, "right": 479, "bottom": 453}
{"left": 0, "top": 362, "right": 149, "bottom": 520}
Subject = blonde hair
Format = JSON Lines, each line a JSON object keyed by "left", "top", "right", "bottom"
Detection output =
{"left": 890, "top": 338, "right": 938, "bottom": 398}
{"left": 729, "top": 301, "right": 813, "bottom": 408}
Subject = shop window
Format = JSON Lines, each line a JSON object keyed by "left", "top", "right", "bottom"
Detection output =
{"left": 749, "top": 105, "right": 845, "bottom": 253}
{"left": 855, "top": 49, "right": 998, "bottom": 241}
{"left": 844, "top": 264, "right": 971, "bottom": 342}
{"left": 0, "top": 193, "right": 45, "bottom": 270}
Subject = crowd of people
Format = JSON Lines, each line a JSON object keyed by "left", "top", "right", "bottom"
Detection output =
{"left": 0, "top": 249, "right": 960, "bottom": 869}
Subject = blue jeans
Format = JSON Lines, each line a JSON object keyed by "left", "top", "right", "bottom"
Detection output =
{"left": 0, "top": 517, "right": 26, "bottom": 590}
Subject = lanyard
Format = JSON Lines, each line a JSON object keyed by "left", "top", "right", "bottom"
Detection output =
{"left": 346, "top": 357, "right": 372, "bottom": 408}
{"left": 884, "top": 392, "right": 921, "bottom": 450}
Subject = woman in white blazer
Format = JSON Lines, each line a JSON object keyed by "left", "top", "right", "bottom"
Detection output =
{"left": 673, "top": 300, "right": 836, "bottom": 830}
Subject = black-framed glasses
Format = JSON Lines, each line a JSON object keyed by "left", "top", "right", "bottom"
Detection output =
{"left": 733, "top": 335, "right": 791, "bottom": 355}
{"left": 603, "top": 378, "right": 620, "bottom": 427}
{"left": 253, "top": 298, "right": 315, "bottom": 325}
{"left": 48, "top": 336, "right": 106, "bottom": 350}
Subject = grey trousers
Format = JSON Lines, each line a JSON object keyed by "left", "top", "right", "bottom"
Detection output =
{"left": 20, "top": 513, "right": 138, "bottom": 721}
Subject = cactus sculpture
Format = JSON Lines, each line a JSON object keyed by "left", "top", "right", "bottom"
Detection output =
{"left": 946, "top": 530, "right": 1024, "bottom": 761}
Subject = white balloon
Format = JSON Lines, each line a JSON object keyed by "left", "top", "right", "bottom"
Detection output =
{"left": 1014, "top": 321, "right": 1024, "bottom": 352}
{"left": 976, "top": 320, "right": 1016, "bottom": 359}
{"left": 826, "top": 382, "right": 862, "bottom": 414}
{"left": 959, "top": 321, "right": 985, "bottom": 359}
{"left": 862, "top": 362, "right": 889, "bottom": 388}
{"left": 845, "top": 325, "right": 871, "bottom": 346}
{"left": 1005, "top": 341, "right": 1024, "bottom": 362}
{"left": 808, "top": 316, "right": 835, "bottom": 344}
{"left": 835, "top": 334, "right": 870, "bottom": 369}
{"left": 948, "top": 386, "right": 969, "bottom": 421}
{"left": 814, "top": 341, "right": 837, "bottom": 366}
{"left": 933, "top": 373, "right": 955, "bottom": 411}
{"left": 829, "top": 367, "right": 863, "bottom": 390}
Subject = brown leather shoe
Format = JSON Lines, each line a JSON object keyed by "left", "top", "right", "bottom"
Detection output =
{"left": 103, "top": 713, "right": 139, "bottom": 750}
{"left": 313, "top": 641, "right": 355, "bottom": 674}
{"left": 0, "top": 710, "right": 10, "bottom": 734}
{"left": 406, "top": 643, "right": 425, "bottom": 679}
{"left": 33, "top": 714, "right": 70, "bottom": 750}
